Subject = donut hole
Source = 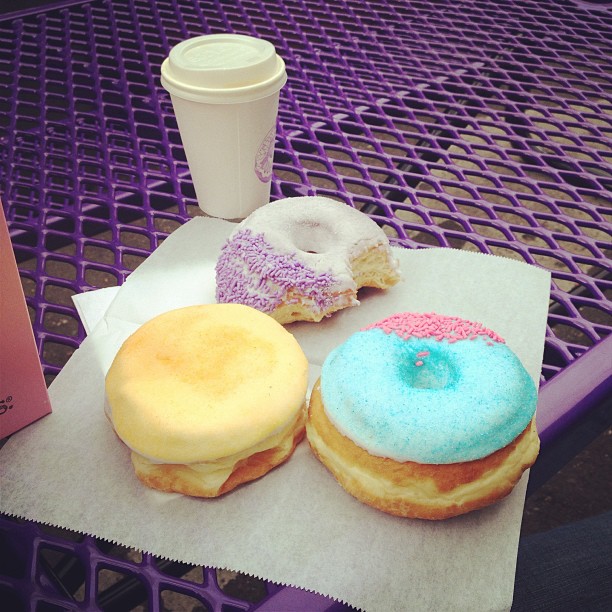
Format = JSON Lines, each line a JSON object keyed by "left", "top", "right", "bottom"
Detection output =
{"left": 291, "top": 221, "right": 335, "bottom": 255}
{"left": 401, "top": 352, "right": 455, "bottom": 390}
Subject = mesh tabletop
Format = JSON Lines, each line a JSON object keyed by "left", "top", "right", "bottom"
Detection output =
{"left": 1, "top": 0, "right": 611, "bottom": 610}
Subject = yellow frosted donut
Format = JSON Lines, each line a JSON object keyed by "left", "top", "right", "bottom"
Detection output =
{"left": 105, "top": 304, "right": 309, "bottom": 497}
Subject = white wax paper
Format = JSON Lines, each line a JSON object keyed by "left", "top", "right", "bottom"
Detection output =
{"left": 1, "top": 217, "right": 550, "bottom": 611}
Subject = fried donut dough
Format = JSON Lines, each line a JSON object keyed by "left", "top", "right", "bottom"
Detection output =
{"left": 308, "top": 381, "right": 539, "bottom": 520}
{"left": 132, "top": 408, "right": 306, "bottom": 497}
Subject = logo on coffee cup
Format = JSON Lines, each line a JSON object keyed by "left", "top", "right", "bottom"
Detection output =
{"left": 255, "top": 127, "right": 275, "bottom": 183}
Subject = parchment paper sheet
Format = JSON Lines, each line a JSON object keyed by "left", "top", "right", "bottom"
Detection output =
{"left": 1, "top": 217, "right": 551, "bottom": 611}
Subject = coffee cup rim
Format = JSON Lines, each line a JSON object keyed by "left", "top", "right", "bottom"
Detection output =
{"left": 161, "top": 34, "right": 287, "bottom": 104}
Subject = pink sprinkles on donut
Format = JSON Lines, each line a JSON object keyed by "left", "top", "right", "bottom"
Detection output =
{"left": 215, "top": 229, "right": 337, "bottom": 313}
{"left": 363, "top": 312, "right": 505, "bottom": 344}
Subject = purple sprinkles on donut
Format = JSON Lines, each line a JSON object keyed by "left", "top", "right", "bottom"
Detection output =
{"left": 215, "top": 229, "right": 337, "bottom": 313}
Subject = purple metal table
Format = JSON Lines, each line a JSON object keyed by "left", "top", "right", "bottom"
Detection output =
{"left": 1, "top": 0, "right": 610, "bottom": 609}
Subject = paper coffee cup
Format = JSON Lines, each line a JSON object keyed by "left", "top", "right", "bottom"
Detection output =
{"left": 161, "top": 34, "right": 287, "bottom": 219}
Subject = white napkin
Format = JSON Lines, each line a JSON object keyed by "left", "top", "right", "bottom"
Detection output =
{"left": 1, "top": 217, "right": 550, "bottom": 611}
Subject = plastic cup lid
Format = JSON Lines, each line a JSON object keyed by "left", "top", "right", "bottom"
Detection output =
{"left": 161, "top": 34, "right": 287, "bottom": 104}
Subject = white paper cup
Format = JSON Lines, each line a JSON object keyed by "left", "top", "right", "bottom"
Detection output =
{"left": 161, "top": 34, "right": 287, "bottom": 219}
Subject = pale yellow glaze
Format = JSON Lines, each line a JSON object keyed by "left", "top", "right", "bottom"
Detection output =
{"left": 105, "top": 304, "right": 309, "bottom": 463}
{"left": 130, "top": 405, "right": 306, "bottom": 497}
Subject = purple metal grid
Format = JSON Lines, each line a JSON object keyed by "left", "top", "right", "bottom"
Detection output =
{"left": 0, "top": 0, "right": 610, "bottom": 610}
{"left": 0, "top": 515, "right": 330, "bottom": 611}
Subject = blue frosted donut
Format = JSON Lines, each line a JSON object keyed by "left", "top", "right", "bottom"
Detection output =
{"left": 320, "top": 312, "right": 538, "bottom": 464}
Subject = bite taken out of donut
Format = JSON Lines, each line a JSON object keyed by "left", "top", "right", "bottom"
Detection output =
{"left": 105, "top": 304, "right": 309, "bottom": 498}
{"left": 215, "top": 196, "right": 400, "bottom": 324}
{"left": 306, "top": 312, "right": 540, "bottom": 520}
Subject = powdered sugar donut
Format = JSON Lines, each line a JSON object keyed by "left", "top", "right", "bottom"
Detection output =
{"left": 215, "top": 196, "right": 400, "bottom": 324}
{"left": 307, "top": 312, "right": 540, "bottom": 519}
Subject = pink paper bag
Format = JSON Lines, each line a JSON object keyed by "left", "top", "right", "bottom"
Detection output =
{"left": 1, "top": 202, "right": 51, "bottom": 439}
